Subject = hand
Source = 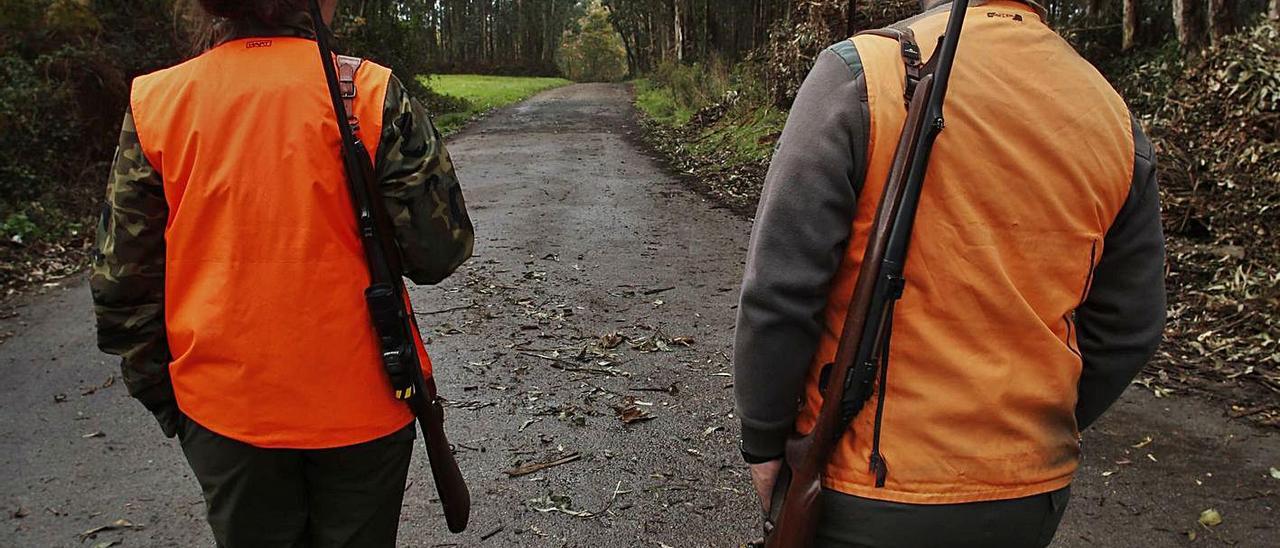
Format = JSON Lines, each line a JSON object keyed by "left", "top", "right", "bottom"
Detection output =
{"left": 749, "top": 459, "right": 783, "bottom": 514}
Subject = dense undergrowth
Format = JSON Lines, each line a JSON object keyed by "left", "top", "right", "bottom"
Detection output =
{"left": 1106, "top": 19, "right": 1279, "bottom": 423}
{"left": 633, "top": 60, "right": 786, "bottom": 213}
{"left": 635, "top": 17, "right": 1280, "bottom": 425}
{"left": 0, "top": 1, "right": 531, "bottom": 295}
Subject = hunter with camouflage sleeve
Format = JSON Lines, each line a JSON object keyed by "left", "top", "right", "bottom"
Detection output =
{"left": 90, "top": 1, "right": 473, "bottom": 545}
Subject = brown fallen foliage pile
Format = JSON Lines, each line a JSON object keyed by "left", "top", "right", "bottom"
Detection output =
{"left": 1110, "top": 19, "right": 1280, "bottom": 426}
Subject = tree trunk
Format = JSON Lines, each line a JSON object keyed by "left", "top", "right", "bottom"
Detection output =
{"left": 673, "top": 0, "right": 685, "bottom": 61}
{"left": 1207, "top": 0, "right": 1233, "bottom": 46}
{"left": 1122, "top": 0, "right": 1138, "bottom": 51}
{"left": 1271, "top": 0, "right": 1279, "bottom": 21}
{"left": 1172, "top": 0, "right": 1203, "bottom": 50}
{"left": 846, "top": 0, "right": 858, "bottom": 37}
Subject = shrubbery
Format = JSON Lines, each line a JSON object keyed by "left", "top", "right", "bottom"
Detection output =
{"left": 0, "top": 0, "right": 182, "bottom": 288}
{"left": 557, "top": 0, "right": 629, "bottom": 82}
{"left": 0, "top": 0, "right": 454, "bottom": 291}
{"left": 1104, "top": 17, "right": 1279, "bottom": 405}
{"left": 634, "top": 58, "right": 784, "bottom": 211}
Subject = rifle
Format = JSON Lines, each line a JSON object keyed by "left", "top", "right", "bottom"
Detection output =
{"left": 306, "top": 0, "right": 470, "bottom": 534}
{"left": 763, "top": 2, "right": 970, "bottom": 546}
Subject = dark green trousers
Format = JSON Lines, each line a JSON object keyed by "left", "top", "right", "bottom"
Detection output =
{"left": 177, "top": 417, "right": 415, "bottom": 548}
{"left": 815, "top": 485, "right": 1071, "bottom": 548}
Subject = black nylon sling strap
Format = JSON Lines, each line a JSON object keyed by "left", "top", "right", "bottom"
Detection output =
{"left": 307, "top": 0, "right": 471, "bottom": 533}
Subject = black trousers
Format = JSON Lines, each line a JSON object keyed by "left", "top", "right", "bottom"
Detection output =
{"left": 177, "top": 417, "right": 415, "bottom": 548}
{"left": 815, "top": 485, "right": 1071, "bottom": 548}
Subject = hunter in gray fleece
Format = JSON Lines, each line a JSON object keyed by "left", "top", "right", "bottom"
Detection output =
{"left": 731, "top": 33, "right": 1165, "bottom": 497}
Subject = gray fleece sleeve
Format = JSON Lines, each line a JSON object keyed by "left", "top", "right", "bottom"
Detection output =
{"left": 734, "top": 44, "right": 869, "bottom": 460}
{"left": 1074, "top": 118, "right": 1167, "bottom": 429}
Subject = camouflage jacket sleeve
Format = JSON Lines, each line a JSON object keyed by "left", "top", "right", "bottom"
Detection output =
{"left": 375, "top": 75, "right": 475, "bottom": 285}
{"left": 90, "top": 108, "right": 174, "bottom": 411}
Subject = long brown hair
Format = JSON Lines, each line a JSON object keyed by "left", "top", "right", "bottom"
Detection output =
{"left": 176, "top": 0, "right": 309, "bottom": 54}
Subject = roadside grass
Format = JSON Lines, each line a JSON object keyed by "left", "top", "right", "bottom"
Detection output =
{"left": 420, "top": 74, "right": 572, "bottom": 134}
{"left": 685, "top": 103, "right": 785, "bottom": 174}
{"left": 633, "top": 78, "right": 695, "bottom": 126}
{"left": 632, "top": 64, "right": 786, "bottom": 210}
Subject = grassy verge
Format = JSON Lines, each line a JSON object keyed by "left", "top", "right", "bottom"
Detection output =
{"left": 632, "top": 62, "right": 786, "bottom": 213}
{"left": 420, "top": 74, "right": 572, "bottom": 134}
{"left": 633, "top": 78, "right": 695, "bottom": 126}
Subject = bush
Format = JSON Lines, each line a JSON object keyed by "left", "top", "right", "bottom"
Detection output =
{"left": 558, "top": 0, "right": 629, "bottom": 82}
{"left": 0, "top": 0, "right": 447, "bottom": 290}
{"left": 644, "top": 57, "right": 732, "bottom": 117}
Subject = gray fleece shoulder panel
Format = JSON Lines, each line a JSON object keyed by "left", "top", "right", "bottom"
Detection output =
{"left": 827, "top": 40, "right": 864, "bottom": 77}
{"left": 734, "top": 47, "right": 871, "bottom": 460}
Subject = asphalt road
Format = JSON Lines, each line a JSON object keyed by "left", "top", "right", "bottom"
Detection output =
{"left": 1, "top": 83, "right": 1276, "bottom": 547}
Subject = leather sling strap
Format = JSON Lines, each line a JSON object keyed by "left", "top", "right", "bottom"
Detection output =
{"left": 335, "top": 55, "right": 363, "bottom": 132}
{"left": 854, "top": 27, "right": 926, "bottom": 109}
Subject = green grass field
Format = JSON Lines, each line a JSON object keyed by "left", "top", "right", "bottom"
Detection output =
{"left": 420, "top": 74, "right": 571, "bottom": 134}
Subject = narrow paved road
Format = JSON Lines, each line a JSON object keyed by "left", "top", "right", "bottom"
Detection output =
{"left": 2, "top": 84, "right": 1275, "bottom": 547}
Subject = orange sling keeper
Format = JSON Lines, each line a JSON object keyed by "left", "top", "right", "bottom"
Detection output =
{"left": 129, "top": 36, "right": 431, "bottom": 449}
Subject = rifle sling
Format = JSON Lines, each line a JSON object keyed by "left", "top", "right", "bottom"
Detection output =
{"left": 335, "top": 55, "right": 362, "bottom": 133}
{"left": 822, "top": 28, "right": 939, "bottom": 423}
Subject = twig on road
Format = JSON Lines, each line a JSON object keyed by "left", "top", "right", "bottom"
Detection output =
{"left": 505, "top": 452, "right": 581, "bottom": 477}
{"left": 517, "top": 351, "right": 624, "bottom": 377}
{"left": 480, "top": 525, "right": 504, "bottom": 541}
{"left": 416, "top": 302, "right": 478, "bottom": 316}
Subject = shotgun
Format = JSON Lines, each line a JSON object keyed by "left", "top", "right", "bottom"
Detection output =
{"left": 307, "top": 0, "right": 471, "bottom": 534}
{"left": 763, "top": 2, "right": 970, "bottom": 545}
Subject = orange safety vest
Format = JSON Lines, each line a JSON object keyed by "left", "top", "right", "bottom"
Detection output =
{"left": 795, "top": 1, "right": 1134, "bottom": 504}
{"left": 130, "top": 36, "right": 431, "bottom": 449}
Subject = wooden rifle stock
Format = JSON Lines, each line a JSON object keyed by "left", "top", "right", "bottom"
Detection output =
{"left": 763, "top": 2, "right": 969, "bottom": 546}
{"left": 308, "top": 0, "right": 471, "bottom": 534}
{"left": 410, "top": 376, "right": 472, "bottom": 533}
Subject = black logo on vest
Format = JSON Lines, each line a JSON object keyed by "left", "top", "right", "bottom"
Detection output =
{"left": 986, "top": 11, "right": 1024, "bottom": 22}
{"left": 246, "top": 40, "right": 273, "bottom": 49}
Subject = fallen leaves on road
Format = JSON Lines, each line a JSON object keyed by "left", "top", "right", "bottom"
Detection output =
{"left": 614, "top": 397, "right": 656, "bottom": 425}
{"left": 81, "top": 431, "right": 104, "bottom": 439}
{"left": 518, "top": 350, "right": 625, "bottom": 377}
{"left": 1198, "top": 508, "right": 1223, "bottom": 527}
{"left": 1270, "top": 467, "right": 1280, "bottom": 480}
{"left": 528, "top": 494, "right": 594, "bottom": 518}
{"left": 599, "top": 331, "right": 624, "bottom": 349}
{"left": 79, "top": 375, "right": 116, "bottom": 397}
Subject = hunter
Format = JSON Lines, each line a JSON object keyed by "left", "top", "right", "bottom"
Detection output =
{"left": 734, "top": 1, "right": 1165, "bottom": 546}
{"left": 90, "top": 0, "right": 473, "bottom": 545}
